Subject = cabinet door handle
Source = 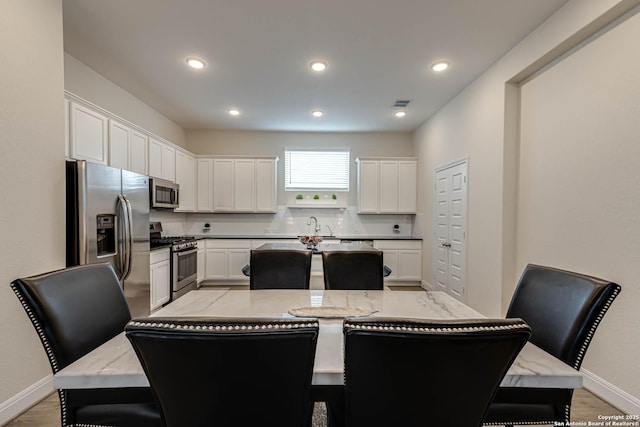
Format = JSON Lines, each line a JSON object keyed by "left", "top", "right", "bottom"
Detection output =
{"left": 442, "top": 242, "right": 451, "bottom": 248}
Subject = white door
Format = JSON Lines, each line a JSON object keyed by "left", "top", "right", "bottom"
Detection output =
{"left": 433, "top": 160, "right": 467, "bottom": 302}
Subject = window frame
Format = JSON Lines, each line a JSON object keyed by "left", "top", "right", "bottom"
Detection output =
{"left": 283, "top": 147, "right": 351, "bottom": 192}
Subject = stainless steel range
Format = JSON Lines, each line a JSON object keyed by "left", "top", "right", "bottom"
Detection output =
{"left": 150, "top": 222, "right": 197, "bottom": 301}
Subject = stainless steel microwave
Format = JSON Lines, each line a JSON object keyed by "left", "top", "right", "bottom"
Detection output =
{"left": 150, "top": 178, "right": 179, "bottom": 209}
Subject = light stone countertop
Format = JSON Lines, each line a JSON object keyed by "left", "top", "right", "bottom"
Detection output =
{"left": 54, "top": 290, "right": 582, "bottom": 390}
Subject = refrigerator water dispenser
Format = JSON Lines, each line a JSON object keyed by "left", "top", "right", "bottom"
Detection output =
{"left": 96, "top": 214, "right": 116, "bottom": 256}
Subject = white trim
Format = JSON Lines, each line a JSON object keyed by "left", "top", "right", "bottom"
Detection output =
{"left": 582, "top": 368, "right": 640, "bottom": 415}
{"left": 434, "top": 156, "right": 469, "bottom": 174}
{"left": 0, "top": 375, "right": 54, "bottom": 425}
{"left": 421, "top": 279, "right": 434, "bottom": 291}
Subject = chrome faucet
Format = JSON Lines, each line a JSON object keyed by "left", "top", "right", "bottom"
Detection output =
{"left": 307, "top": 216, "right": 321, "bottom": 236}
{"left": 325, "top": 225, "right": 334, "bottom": 237}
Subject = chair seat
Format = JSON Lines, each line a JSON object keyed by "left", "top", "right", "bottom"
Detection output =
{"left": 76, "top": 403, "right": 161, "bottom": 427}
{"left": 483, "top": 388, "right": 572, "bottom": 425}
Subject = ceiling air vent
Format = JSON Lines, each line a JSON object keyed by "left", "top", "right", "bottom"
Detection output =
{"left": 393, "top": 100, "right": 411, "bottom": 108}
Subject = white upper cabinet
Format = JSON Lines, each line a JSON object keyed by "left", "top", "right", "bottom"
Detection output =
{"left": 356, "top": 157, "right": 417, "bottom": 214}
{"left": 197, "top": 159, "right": 213, "bottom": 211}
{"left": 397, "top": 160, "right": 417, "bottom": 213}
{"left": 212, "top": 159, "right": 235, "bottom": 211}
{"left": 255, "top": 158, "right": 277, "bottom": 212}
{"left": 356, "top": 159, "right": 379, "bottom": 213}
{"left": 69, "top": 101, "right": 108, "bottom": 164}
{"left": 233, "top": 159, "right": 255, "bottom": 212}
{"left": 162, "top": 144, "right": 176, "bottom": 181}
{"left": 175, "top": 151, "right": 196, "bottom": 211}
{"left": 129, "top": 130, "right": 148, "bottom": 175}
{"left": 379, "top": 160, "right": 399, "bottom": 213}
{"left": 210, "top": 157, "right": 278, "bottom": 213}
{"left": 149, "top": 138, "right": 176, "bottom": 182}
{"left": 108, "top": 119, "right": 130, "bottom": 170}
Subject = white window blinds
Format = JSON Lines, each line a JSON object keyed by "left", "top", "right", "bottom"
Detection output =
{"left": 284, "top": 149, "right": 350, "bottom": 191}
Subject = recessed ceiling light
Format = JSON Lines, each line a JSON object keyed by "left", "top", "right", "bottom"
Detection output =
{"left": 228, "top": 108, "right": 240, "bottom": 116}
{"left": 395, "top": 111, "right": 407, "bottom": 118}
{"left": 431, "top": 61, "right": 449, "bottom": 72}
{"left": 186, "top": 57, "right": 205, "bottom": 69}
{"left": 310, "top": 61, "right": 328, "bottom": 72}
{"left": 311, "top": 110, "right": 324, "bottom": 117}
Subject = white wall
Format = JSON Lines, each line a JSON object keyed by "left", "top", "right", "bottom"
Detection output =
{"left": 517, "top": 10, "right": 640, "bottom": 398}
{"left": 0, "top": 0, "right": 66, "bottom": 420}
{"left": 413, "top": 0, "right": 640, "bottom": 409}
{"left": 64, "top": 53, "right": 187, "bottom": 148}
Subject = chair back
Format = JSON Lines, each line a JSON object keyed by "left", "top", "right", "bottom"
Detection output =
{"left": 249, "top": 249, "right": 312, "bottom": 289}
{"left": 126, "top": 317, "right": 319, "bottom": 427}
{"left": 506, "top": 263, "right": 621, "bottom": 369}
{"left": 343, "top": 317, "right": 530, "bottom": 427}
{"left": 322, "top": 250, "right": 384, "bottom": 290}
{"left": 11, "top": 262, "right": 131, "bottom": 372}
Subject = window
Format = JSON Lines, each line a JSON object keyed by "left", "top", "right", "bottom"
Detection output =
{"left": 284, "top": 148, "right": 350, "bottom": 191}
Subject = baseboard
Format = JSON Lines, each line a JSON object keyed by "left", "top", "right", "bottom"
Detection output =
{"left": 582, "top": 368, "right": 640, "bottom": 415}
{"left": 0, "top": 375, "right": 54, "bottom": 425}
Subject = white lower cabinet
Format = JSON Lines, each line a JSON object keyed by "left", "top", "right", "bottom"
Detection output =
{"left": 197, "top": 241, "right": 205, "bottom": 286}
{"left": 374, "top": 240, "right": 422, "bottom": 283}
{"left": 204, "top": 240, "right": 251, "bottom": 283}
{"left": 150, "top": 248, "right": 171, "bottom": 311}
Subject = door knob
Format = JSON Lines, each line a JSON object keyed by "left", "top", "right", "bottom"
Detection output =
{"left": 442, "top": 242, "right": 451, "bottom": 248}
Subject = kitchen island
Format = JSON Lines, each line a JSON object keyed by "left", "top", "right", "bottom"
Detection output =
{"left": 252, "top": 242, "right": 382, "bottom": 289}
{"left": 254, "top": 242, "right": 380, "bottom": 253}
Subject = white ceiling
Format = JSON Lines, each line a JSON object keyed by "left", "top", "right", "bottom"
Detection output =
{"left": 62, "top": 0, "right": 569, "bottom": 133}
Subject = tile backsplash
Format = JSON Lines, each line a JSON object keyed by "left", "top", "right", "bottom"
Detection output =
{"left": 150, "top": 206, "right": 415, "bottom": 237}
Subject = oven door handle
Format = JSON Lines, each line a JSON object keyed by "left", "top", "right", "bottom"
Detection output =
{"left": 175, "top": 248, "right": 197, "bottom": 257}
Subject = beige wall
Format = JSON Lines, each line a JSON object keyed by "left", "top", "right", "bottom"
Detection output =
{"left": 517, "top": 10, "right": 640, "bottom": 397}
{"left": 188, "top": 130, "right": 414, "bottom": 205}
{"left": 64, "top": 54, "right": 187, "bottom": 148}
{"left": 414, "top": 0, "right": 640, "bottom": 406}
{"left": 0, "top": 0, "right": 65, "bottom": 413}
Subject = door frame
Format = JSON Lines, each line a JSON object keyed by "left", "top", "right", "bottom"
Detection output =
{"left": 432, "top": 157, "right": 469, "bottom": 302}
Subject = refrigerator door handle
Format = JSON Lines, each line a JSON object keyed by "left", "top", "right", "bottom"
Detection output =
{"left": 122, "top": 195, "right": 134, "bottom": 280}
{"left": 116, "top": 195, "right": 132, "bottom": 281}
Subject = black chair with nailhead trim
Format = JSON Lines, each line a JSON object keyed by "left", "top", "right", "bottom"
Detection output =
{"left": 338, "top": 317, "right": 531, "bottom": 427}
{"left": 246, "top": 249, "right": 313, "bottom": 289}
{"left": 125, "top": 317, "right": 319, "bottom": 427}
{"left": 10, "top": 263, "right": 160, "bottom": 427}
{"left": 483, "top": 264, "right": 621, "bottom": 427}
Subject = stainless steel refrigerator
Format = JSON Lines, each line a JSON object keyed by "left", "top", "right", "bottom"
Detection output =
{"left": 66, "top": 160, "right": 150, "bottom": 317}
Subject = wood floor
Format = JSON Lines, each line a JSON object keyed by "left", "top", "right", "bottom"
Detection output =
{"left": 4, "top": 388, "right": 625, "bottom": 426}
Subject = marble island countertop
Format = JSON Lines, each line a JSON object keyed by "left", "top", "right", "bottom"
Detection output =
{"left": 255, "top": 242, "right": 380, "bottom": 253}
{"left": 54, "top": 290, "right": 582, "bottom": 391}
